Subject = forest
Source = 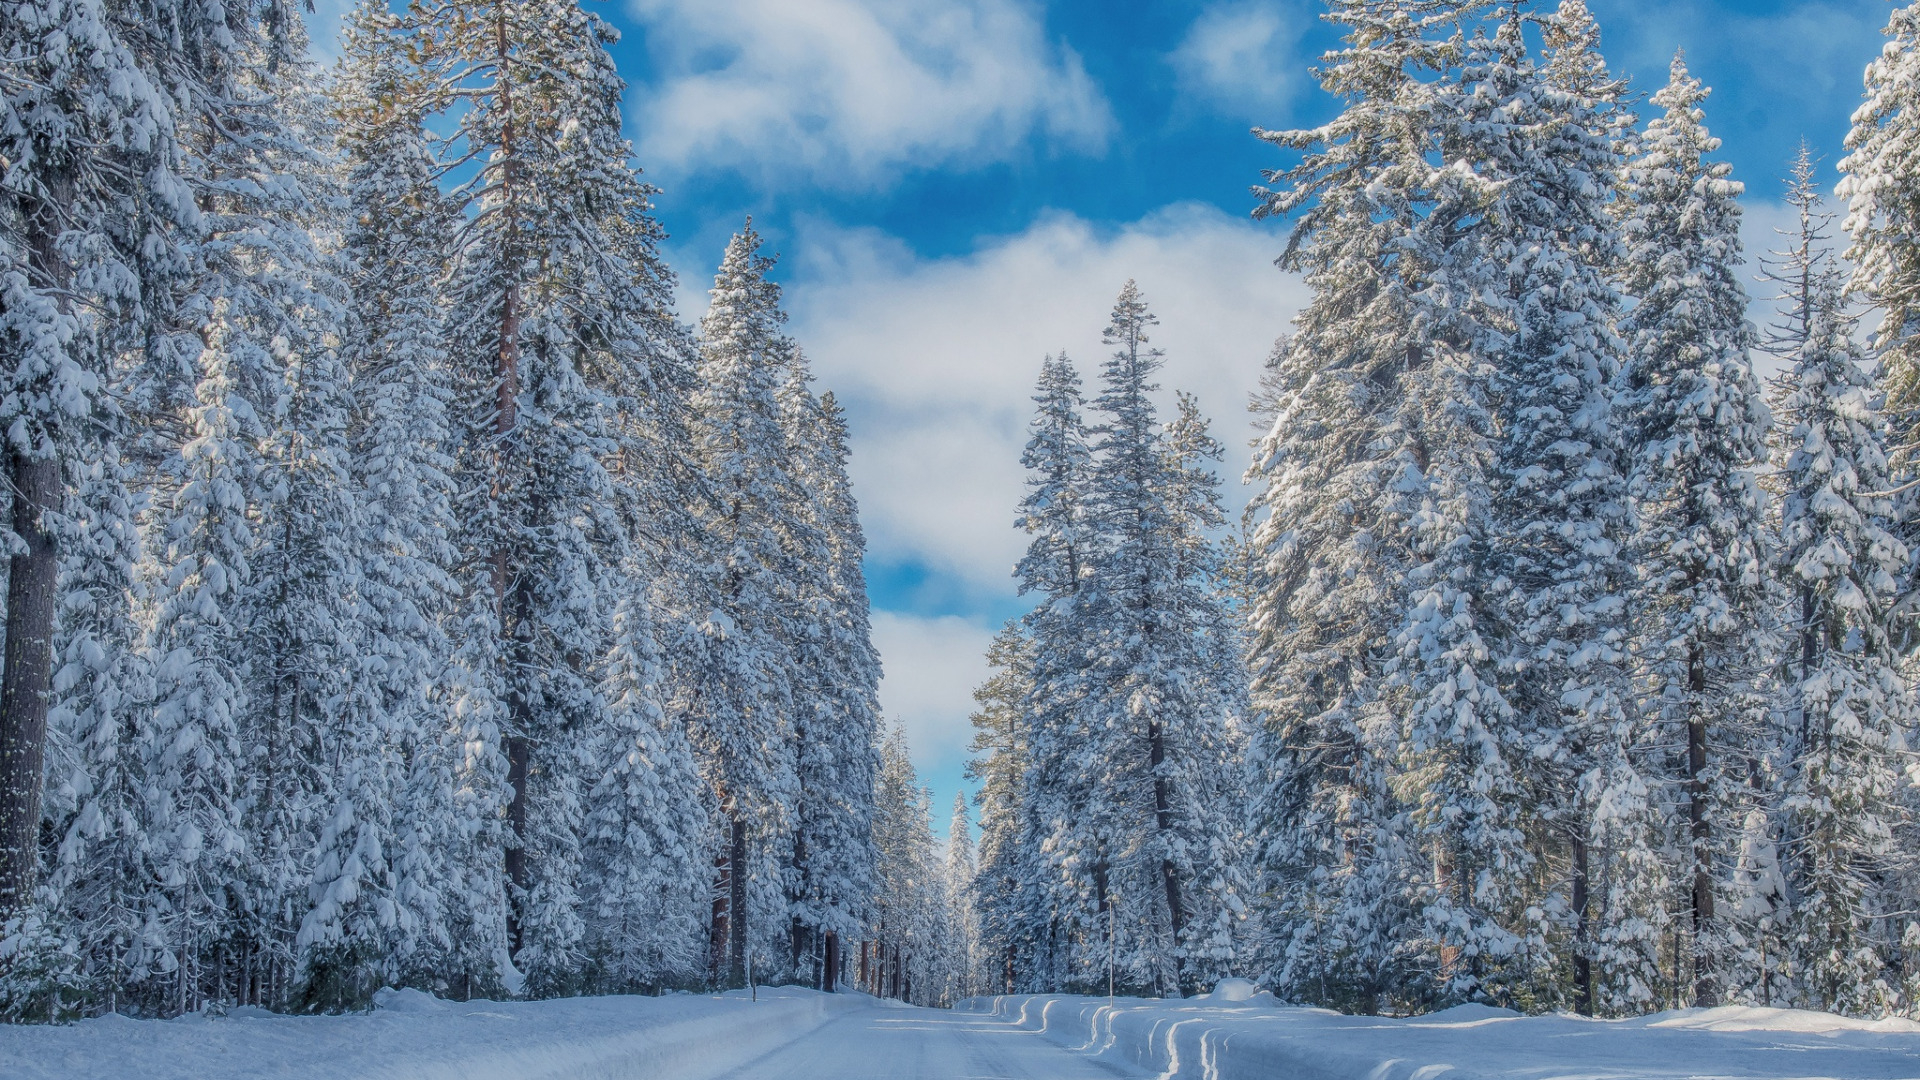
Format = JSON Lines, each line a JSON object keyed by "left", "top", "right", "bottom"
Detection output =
{"left": 8, "top": 0, "right": 1920, "bottom": 1031}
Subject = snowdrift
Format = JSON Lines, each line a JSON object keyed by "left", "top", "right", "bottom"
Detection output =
{"left": 0, "top": 986, "right": 859, "bottom": 1080}
{"left": 958, "top": 992, "right": 1920, "bottom": 1080}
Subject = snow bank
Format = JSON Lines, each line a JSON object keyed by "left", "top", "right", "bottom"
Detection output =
{"left": 958, "top": 993, "right": 1920, "bottom": 1080}
{"left": 0, "top": 986, "right": 859, "bottom": 1080}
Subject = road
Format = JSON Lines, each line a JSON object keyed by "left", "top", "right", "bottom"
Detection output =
{"left": 704, "top": 999, "right": 1136, "bottom": 1080}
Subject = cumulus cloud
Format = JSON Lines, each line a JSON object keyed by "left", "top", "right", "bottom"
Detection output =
{"left": 871, "top": 611, "right": 997, "bottom": 767}
{"left": 625, "top": 0, "right": 1112, "bottom": 185}
{"left": 783, "top": 203, "right": 1305, "bottom": 597}
{"left": 1169, "top": 1, "right": 1305, "bottom": 116}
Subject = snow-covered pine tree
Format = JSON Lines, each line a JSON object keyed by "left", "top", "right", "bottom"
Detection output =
{"left": 296, "top": 0, "right": 475, "bottom": 1007}
{"left": 217, "top": 8, "right": 361, "bottom": 1006}
{"left": 778, "top": 368, "right": 880, "bottom": 987}
{"left": 1615, "top": 52, "right": 1773, "bottom": 1009}
{"left": 868, "top": 725, "right": 947, "bottom": 1005}
{"left": 1763, "top": 157, "right": 1915, "bottom": 1015}
{"left": 1, "top": 0, "right": 235, "bottom": 1016}
{"left": 1054, "top": 283, "right": 1245, "bottom": 997}
{"left": 117, "top": 0, "right": 361, "bottom": 1011}
{"left": 417, "top": 0, "right": 685, "bottom": 991}
{"left": 964, "top": 621, "right": 1033, "bottom": 994}
{"left": 1840, "top": 2, "right": 1920, "bottom": 644}
{"left": 1526, "top": 1, "right": 1666, "bottom": 1015}
{"left": 577, "top": 589, "right": 710, "bottom": 991}
{"left": 1430, "top": 4, "right": 1642, "bottom": 1014}
{"left": 945, "top": 794, "right": 980, "bottom": 1001}
{"left": 1009, "top": 352, "right": 1093, "bottom": 991}
{"left": 0, "top": 0, "right": 203, "bottom": 943}
{"left": 1243, "top": 0, "right": 1466, "bottom": 1011}
{"left": 685, "top": 225, "right": 802, "bottom": 987}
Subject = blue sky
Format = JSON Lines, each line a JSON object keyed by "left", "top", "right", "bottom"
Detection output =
{"left": 310, "top": 0, "right": 1897, "bottom": 834}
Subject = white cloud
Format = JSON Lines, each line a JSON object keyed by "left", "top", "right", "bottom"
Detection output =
{"left": 787, "top": 202, "right": 1304, "bottom": 596}
{"left": 626, "top": 0, "right": 1112, "bottom": 185}
{"left": 1169, "top": 2, "right": 1304, "bottom": 116}
{"left": 871, "top": 611, "right": 996, "bottom": 768}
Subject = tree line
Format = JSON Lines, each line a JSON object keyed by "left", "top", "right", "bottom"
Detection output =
{"left": 955, "top": 0, "right": 1920, "bottom": 1020}
{"left": 0, "top": 0, "right": 884, "bottom": 1018}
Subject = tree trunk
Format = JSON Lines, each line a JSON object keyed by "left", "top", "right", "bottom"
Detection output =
{"left": 1687, "top": 642, "right": 1717, "bottom": 1007}
{"left": 1147, "top": 719, "right": 1186, "bottom": 994}
{"left": 487, "top": 0, "right": 530, "bottom": 960}
{"left": 503, "top": 734, "right": 530, "bottom": 953}
{"left": 728, "top": 812, "right": 748, "bottom": 987}
{"left": 709, "top": 839, "right": 730, "bottom": 984}
{"left": 0, "top": 452, "right": 57, "bottom": 919}
{"left": 824, "top": 931, "right": 838, "bottom": 993}
{"left": 1571, "top": 831, "right": 1592, "bottom": 1016}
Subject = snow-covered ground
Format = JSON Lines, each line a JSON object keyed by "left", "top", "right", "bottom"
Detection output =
{"left": 0, "top": 987, "right": 862, "bottom": 1080}
{"left": 7, "top": 984, "right": 1920, "bottom": 1080}
{"left": 962, "top": 985, "right": 1920, "bottom": 1080}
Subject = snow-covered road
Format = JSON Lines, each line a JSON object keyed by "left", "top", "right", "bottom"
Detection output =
{"left": 704, "top": 999, "right": 1134, "bottom": 1079}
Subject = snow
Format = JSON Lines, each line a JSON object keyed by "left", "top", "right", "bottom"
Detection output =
{"left": 959, "top": 994, "right": 1920, "bottom": 1080}
{"left": 0, "top": 988, "right": 860, "bottom": 1080}
{"left": 9, "top": 987, "right": 1920, "bottom": 1080}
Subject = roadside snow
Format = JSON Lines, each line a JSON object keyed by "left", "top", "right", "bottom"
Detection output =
{"left": 0, "top": 987, "right": 859, "bottom": 1080}
{"left": 9, "top": 987, "right": 1919, "bottom": 1080}
{"left": 959, "top": 993, "right": 1920, "bottom": 1080}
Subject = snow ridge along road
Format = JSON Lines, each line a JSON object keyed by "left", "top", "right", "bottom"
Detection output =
{"left": 965, "top": 991, "right": 1920, "bottom": 1080}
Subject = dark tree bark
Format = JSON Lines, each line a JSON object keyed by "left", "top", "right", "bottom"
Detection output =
{"left": 1571, "top": 831, "right": 1592, "bottom": 1016}
{"left": 823, "top": 931, "right": 838, "bottom": 993}
{"left": 1148, "top": 719, "right": 1186, "bottom": 993}
{"left": 0, "top": 452, "right": 57, "bottom": 920}
{"left": 503, "top": 734, "right": 530, "bottom": 952}
{"left": 728, "top": 812, "right": 748, "bottom": 986}
{"left": 0, "top": 172, "right": 69, "bottom": 921}
{"left": 1687, "top": 642, "right": 1717, "bottom": 1007}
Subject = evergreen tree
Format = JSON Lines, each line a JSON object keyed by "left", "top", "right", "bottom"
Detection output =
{"left": 1840, "top": 2, "right": 1920, "bottom": 638}
{"left": 1764, "top": 157, "right": 1914, "bottom": 1014}
{"left": 869, "top": 725, "right": 947, "bottom": 1005}
{"left": 417, "top": 0, "right": 685, "bottom": 989}
{"left": 0, "top": 0, "right": 208, "bottom": 937}
{"left": 1063, "top": 283, "right": 1245, "bottom": 996}
{"left": 965, "top": 622, "right": 1032, "bottom": 994}
{"left": 1007, "top": 352, "right": 1093, "bottom": 991}
{"left": 577, "top": 591, "right": 710, "bottom": 990}
{"left": 1243, "top": 0, "right": 1463, "bottom": 1010}
{"left": 779, "top": 370, "right": 880, "bottom": 985}
{"left": 945, "top": 794, "right": 980, "bottom": 1001}
{"left": 685, "top": 225, "right": 802, "bottom": 986}
{"left": 1615, "top": 52, "right": 1773, "bottom": 1009}
{"left": 297, "top": 0, "right": 480, "bottom": 1005}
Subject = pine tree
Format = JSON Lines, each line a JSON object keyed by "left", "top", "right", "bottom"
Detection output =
{"left": 1061, "top": 283, "right": 1245, "bottom": 996}
{"left": 0, "top": 0, "right": 206, "bottom": 937}
{"left": 1244, "top": 0, "right": 1466, "bottom": 1010}
{"left": 1764, "top": 157, "right": 1914, "bottom": 1015}
{"left": 296, "top": 0, "right": 474, "bottom": 1006}
{"left": 685, "top": 225, "right": 803, "bottom": 986}
{"left": 1840, "top": 3, "right": 1920, "bottom": 637}
{"left": 1007, "top": 352, "right": 1098, "bottom": 991}
{"left": 869, "top": 725, "right": 946, "bottom": 1005}
{"left": 1615, "top": 52, "right": 1773, "bottom": 1009}
{"left": 415, "top": 0, "right": 685, "bottom": 989}
{"left": 577, "top": 591, "right": 710, "bottom": 990}
{"left": 779, "top": 369, "right": 880, "bottom": 986}
{"left": 945, "top": 794, "right": 980, "bottom": 1001}
{"left": 1443, "top": 5, "right": 1641, "bottom": 1014}
{"left": 965, "top": 622, "right": 1033, "bottom": 994}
